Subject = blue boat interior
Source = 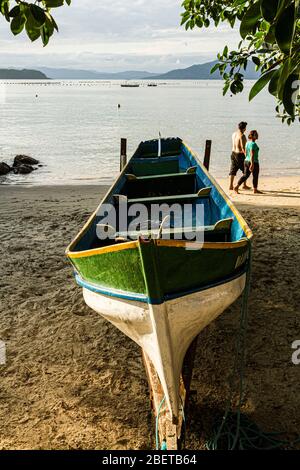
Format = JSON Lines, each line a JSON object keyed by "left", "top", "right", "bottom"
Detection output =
{"left": 72, "top": 138, "right": 247, "bottom": 252}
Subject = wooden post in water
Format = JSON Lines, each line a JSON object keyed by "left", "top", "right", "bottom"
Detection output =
{"left": 120, "top": 138, "right": 127, "bottom": 171}
{"left": 203, "top": 139, "right": 212, "bottom": 171}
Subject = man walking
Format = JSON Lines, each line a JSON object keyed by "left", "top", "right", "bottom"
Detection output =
{"left": 229, "top": 121, "right": 251, "bottom": 190}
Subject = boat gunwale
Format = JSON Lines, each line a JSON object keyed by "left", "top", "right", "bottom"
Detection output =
{"left": 66, "top": 138, "right": 253, "bottom": 260}
{"left": 68, "top": 237, "right": 249, "bottom": 259}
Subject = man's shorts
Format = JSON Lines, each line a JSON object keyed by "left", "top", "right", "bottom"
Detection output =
{"left": 229, "top": 152, "right": 245, "bottom": 176}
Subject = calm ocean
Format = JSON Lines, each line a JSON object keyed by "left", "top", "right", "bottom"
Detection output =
{"left": 0, "top": 80, "right": 299, "bottom": 185}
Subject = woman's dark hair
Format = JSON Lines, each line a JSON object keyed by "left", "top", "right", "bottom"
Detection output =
{"left": 248, "top": 130, "right": 258, "bottom": 139}
{"left": 238, "top": 121, "right": 247, "bottom": 131}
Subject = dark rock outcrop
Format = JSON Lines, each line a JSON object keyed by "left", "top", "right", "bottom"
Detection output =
{"left": 13, "top": 164, "right": 35, "bottom": 175}
{"left": 0, "top": 162, "right": 11, "bottom": 175}
{"left": 13, "top": 155, "right": 39, "bottom": 167}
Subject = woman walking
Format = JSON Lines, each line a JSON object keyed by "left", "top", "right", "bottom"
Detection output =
{"left": 234, "top": 130, "right": 262, "bottom": 194}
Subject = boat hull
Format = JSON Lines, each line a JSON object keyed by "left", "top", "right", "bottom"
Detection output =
{"left": 82, "top": 271, "right": 246, "bottom": 420}
{"left": 66, "top": 137, "right": 253, "bottom": 425}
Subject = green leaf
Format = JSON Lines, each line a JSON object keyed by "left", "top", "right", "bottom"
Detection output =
{"left": 233, "top": 0, "right": 247, "bottom": 5}
{"left": 268, "top": 68, "right": 281, "bottom": 96}
{"left": 41, "top": 25, "right": 50, "bottom": 46}
{"left": 47, "top": 13, "right": 59, "bottom": 32}
{"left": 282, "top": 73, "right": 299, "bottom": 117}
{"left": 210, "top": 63, "right": 220, "bottom": 75}
{"left": 9, "top": 6, "right": 21, "bottom": 18}
{"left": 223, "top": 82, "right": 230, "bottom": 96}
{"left": 25, "top": 21, "right": 41, "bottom": 42}
{"left": 1, "top": 0, "right": 10, "bottom": 21}
{"left": 44, "top": 0, "right": 64, "bottom": 7}
{"left": 10, "top": 15, "right": 26, "bottom": 35}
{"left": 230, "top": 80, "right": 243, "bottom": 94}
{"left": 260, "top": 0, "right": 279, "bottom": 23}
{"left": 240, "top": 1, "right": 261, "bottom": 39}
{"left": 275, "top": 4, "right": 296, "bottom": 54}
{"left": 195, "top": 17, "right": 203, "bottom": 27}
{"left": 30, "top": 5, "right": 46, "bottom": 27}
{"left": 249, "top": 69, "right": 277, "bottom": 101}
{"left": 180, "top": 11, "right": 190, "bottom": 25}
{"left": 278, "top": 59, "right": 291, "bottom": 100}
{"left": 264, "top": 24, "right": 276, "bottom": 44}
{"left": 252, "top": 56, "right": 260, "bottom": 67}
{"left": 41, "top": 17, "right": 54, "bottom": 46}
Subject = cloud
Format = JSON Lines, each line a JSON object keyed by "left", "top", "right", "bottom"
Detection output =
{"left": 0, "top": 1, "right": 240, "bottom": 71}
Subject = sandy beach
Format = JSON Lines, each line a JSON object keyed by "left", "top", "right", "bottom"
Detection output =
{"left": 0, "top": 176, "right": 299, "bottom": 450}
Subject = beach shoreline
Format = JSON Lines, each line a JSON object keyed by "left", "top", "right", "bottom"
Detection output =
{"left": 1, "top": 174, "right": 299, "bottom": 206}
{"left": 0, "top": 176, "right": 299, "bottom": 449}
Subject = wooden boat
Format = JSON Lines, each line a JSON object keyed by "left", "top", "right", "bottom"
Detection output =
{"left": 66, "top": 137, "right": 252, "bottom": 445}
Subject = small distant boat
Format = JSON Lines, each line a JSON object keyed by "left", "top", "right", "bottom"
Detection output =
{"left": 121, "top": 83, "right": 140, "bottom": 88}
{"left": 66, "top": 137, "right": 252, "bottom": 447}
{"left": 148, "top": 83, "right": 158, "bottom": 87}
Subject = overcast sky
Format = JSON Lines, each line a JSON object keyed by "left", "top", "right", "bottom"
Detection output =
{"left": 0, "top": 0, "right": 240, "bottom": 72}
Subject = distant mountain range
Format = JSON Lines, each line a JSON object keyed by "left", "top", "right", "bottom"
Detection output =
{"left": 40, "top": 61, "right": 259, "bottom": 80}
{"left": 152, "top": 62, "right": 218, "bottom": 80}
{"left": 0, "top": 61, "right": 259, "bottom": 81}
{"left": 151, "top": 61, "right": 258, "bottom": 80}
{"left": 0, "top": 68, "right": 48, "bottom": 80}
{"left": 39, "top": 67, "right": 157, "bottom": 80}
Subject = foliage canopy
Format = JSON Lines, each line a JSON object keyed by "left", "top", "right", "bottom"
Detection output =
{"left": 181, "top": 0, "right": 300, "bottom": 122}
{"left": 0, "top": 0, "right": 71, "bottom": 46}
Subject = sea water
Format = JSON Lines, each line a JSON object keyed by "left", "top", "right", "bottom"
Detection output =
{"left": 0, "top": 80, "right": 299, "bottom": 185}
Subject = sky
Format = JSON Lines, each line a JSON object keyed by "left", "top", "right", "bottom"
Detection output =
{"left": 0, "top": 0, "right": 240, "bottom": 72}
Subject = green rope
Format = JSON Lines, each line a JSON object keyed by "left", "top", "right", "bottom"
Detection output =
{"left": 206, "top": 242, "right": 299, "bottom": 450}
{"left": 209, "top": 243, "right": 252, "bottom": 450}
{"left": 155, "top": 396, "right": 166, "bottom": 450}
{"left": 155, "top": 396, "right": 187, "bottom": 450}
{"left": 206, "top": 412, "right": 295, "bottom": 450}
{"left": 161, "top": 439, "right": 167, "bottom": 450}
{"left": 180, "top": 396, "right": 186, "bottom": 449}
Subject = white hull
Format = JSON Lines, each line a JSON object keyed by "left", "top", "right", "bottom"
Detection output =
{"left": 82, "top": 272, "right": 246, "bottom": 420}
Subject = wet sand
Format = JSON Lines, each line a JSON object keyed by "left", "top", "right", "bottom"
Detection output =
{"left": 0, "top": 177, "right": 299, "bottom": 449}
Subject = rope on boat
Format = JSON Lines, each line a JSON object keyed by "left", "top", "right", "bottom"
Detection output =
{"left": 155, "top": 391, "right": 187, "bottom": 450}
{"left": 180, "top": 396, "right": 186, "bottom": 449}
{"left": 206, "top": 242, "right": 252, "bottom": 450}
{"left": 157, "top": 215, "right": 170, "bottom": 239}
{"left": 161, "top": 439, "right": 167, "bottom": 451}
{"left": 206, "top": 242, "right": 300, "bottom": 450}
{"left": 155, "top": 396, "right": 166, "bottom": 450}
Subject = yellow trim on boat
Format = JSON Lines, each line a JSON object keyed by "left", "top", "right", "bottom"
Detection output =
{"left": 67, "top": 240, "right": 138, "bottom": 259}
{"left": 68, "top": 238, "right": 247, "bottom": 258}
{"left": 156, "top": 239, "right": 248, "bottom": 250}
{"left": 182, "top": 141, "right": 253, "bottom": 240}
